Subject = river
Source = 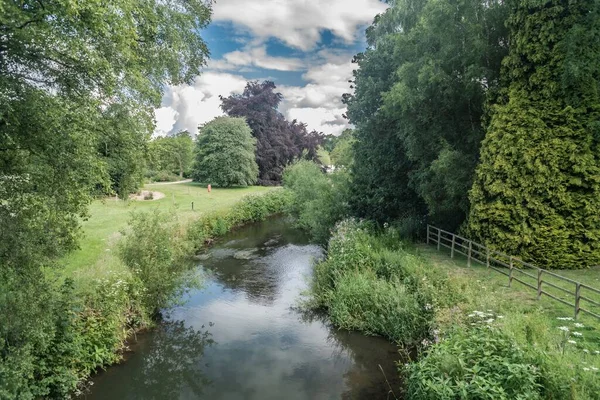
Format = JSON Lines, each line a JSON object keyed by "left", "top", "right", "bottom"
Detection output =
{"left": 84, "top": 217, "right": 401, "bottom": 399}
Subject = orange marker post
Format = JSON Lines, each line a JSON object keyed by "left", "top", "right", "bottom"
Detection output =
{"left": 207, "top": 184, "right": 212, "bottom": 193}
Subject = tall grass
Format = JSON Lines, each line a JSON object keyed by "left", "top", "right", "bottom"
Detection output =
{"left": 311, "top": 219, "right": 600, "bottom": 399}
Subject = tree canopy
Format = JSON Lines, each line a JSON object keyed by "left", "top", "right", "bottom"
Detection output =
{"left": 192, "top": 117, "right": 259, "bottom": 187}
{"left": 148, "top": 131, "right": 195, "bottom": 180}
{"left": 0, "top": 1, "right": 212, "bottom": 396}
{"left": 468, "top": 0, "right": 600, "bottom": 268}
{"left": 345, "top": 0, "right": 508, "bottom": 231}
{"left": 220, "top": 81, "right": 323, "bottom": 185}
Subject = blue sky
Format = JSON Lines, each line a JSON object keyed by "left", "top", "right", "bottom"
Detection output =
{"left": 154, "top": 0, "right": 388, "bottom": 137}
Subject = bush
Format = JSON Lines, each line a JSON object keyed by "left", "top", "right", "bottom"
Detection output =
{"left": 283, "top": 160, "right": 350, "bottom": 243}
{"left": 186, "top": 189, "right": 293, "bottom": 252}
{"left": 119, "top": 211, "right": 192, "bottom": 314}
{"left": 405, "top": 326, "right": 542, "bottom": 399}
{"left": 328, "top": 270, "right": 430, "bottom": 344}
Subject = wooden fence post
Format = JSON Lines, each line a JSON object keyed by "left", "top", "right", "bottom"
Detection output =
{"left": 486, "top": 248, "right": 490, "bottom": 268}
{"left": 427, "top": 225, "right": 430, "bottom": 245}
{"left": 451, "top": 235, "right": 456, "bottom": 258}
{"left": 537, "top": 269, "right": 542, "bottom": 300}
{"left": 437, "top": 229, "right": 441, "bottom": 251}
{"left": 467, "top": 241, "right": 472, "bottom": 267}
{"left": 575, "top": 283, "right": 581, "bottom": 320}
{"left": 508, "top": 256, "right": 513, "bottom": 287}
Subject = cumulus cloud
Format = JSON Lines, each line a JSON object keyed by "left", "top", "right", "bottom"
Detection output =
{"left": 212, "top": 45, "right": 305, "bottom": 72}
{"left": 154, "top": 72, "right": 247, "bottom": 137}
{"left": 212, "top": 0, "right": 387, "bottom": 51}
{"left": 278, "top": 52, "right": 355, "bottom": 135}
{"left": 154, "top": 1, "right": 387, "bottom": 137}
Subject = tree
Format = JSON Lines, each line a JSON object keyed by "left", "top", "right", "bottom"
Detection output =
{"left": 0, "top": 1, "right": 211, "bottom": 396}
{"left": 330, "top": 130, "right": 355, "bottom": 168}
{"left": 148, "top": 131, "right": 195, "bottom": 179}
{"left": 468, "top": 0, "right": 600, "bottom": 268}
{"left": 192, "top": 117, "right": 259, "bottom": 187}
{"left": 344, "top": 0, "right": 508, "bottom": 231}
{"left": 220, "top": 81, "right": 322, "bottom": 185}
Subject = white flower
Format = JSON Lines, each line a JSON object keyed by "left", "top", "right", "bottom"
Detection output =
{"left": 572, "top": 332, "right": 583, "bottom": 337}
{"left": 558, "top": 326, "right": 570, "bottom": 332}
{"left": 591, "top": 367, "right": 599, "bottom": 372}
{"left": 557, "top": 317, "right": 574, "bottom": 321}
{"left": 595, "top": 351, "right": 600, "bottom": 355}
{"left": 497, "top": 315, "right": 505, "bottom": 319}
{"left": 573, "top": 323, "right": 585, "bottom": 328}
{"left": 583, "top": 367, "right": 590, "bottom": 371}
{"left": 568, "top": 340, "right": 577, "bottom": 344}
{"left": 583, "top": 349, "right": 590, "bottom": 354}
{"left": 485, "top": 318, "right": 494, "bottom": 324}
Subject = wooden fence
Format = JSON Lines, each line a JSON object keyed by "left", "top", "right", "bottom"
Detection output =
{"left": 426, "top": 225, "right": 600, "bottom": 320}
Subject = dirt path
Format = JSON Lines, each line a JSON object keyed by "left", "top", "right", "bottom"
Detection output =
{"left": 148, "top": 179, "right": 192, "bottom": 185}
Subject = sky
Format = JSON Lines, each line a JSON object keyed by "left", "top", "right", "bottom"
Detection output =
{"left": 154, "top": 0, "right": 388, "bottom": 137}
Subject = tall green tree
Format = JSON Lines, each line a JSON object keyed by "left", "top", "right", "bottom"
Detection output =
{"left": 468, "top": 0, "right": 600, "bottom": 268}
{"left": 0, "top": 1, "right": 212, "bottom": 396}
{"left": 220, "top": 81, "right": 322, "bottom": 185}
{"left": 345, "top": 0, "right": 508, "bottom": 230}
{"left": 192, "top": 117, "right": 259, "bottom": 187}
{"left": 148, "top": 131, "right": 195, "bottom": 179}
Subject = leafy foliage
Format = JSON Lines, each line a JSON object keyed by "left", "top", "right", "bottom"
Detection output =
{"left": 191, "top": 117, "right": 259, "bottom": 187}
{"left": 148, "top": 131, "right": 195, "bottom": 180}
{"left": 119, "top": 211, "right": 192, "bottom": 314}
{"left": 406, "top": 326, "right": 541, "bottom": 399}
{"left": 467, "top": 0, "right": 600, "bottom": 268}
{"left": 0, "top": 1, "right": 211, "bottom": 396}
{"left": 220, "top": 81, "right": 323, "bottom": 185}
{"left": 345, "top": 0, "right": 508, "bottom": 231}
{"left": 283, "top": 160, "right": 350, "bottom": 243}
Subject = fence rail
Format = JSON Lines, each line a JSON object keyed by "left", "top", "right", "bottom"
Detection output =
{"left": 426, "top": 225, "right": 600, "bottom": 320}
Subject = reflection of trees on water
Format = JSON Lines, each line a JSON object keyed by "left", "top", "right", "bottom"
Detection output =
{"left": 298, "top": 310, "right": 405, "bottom": 399}
{"left": 131, "top": 320, "right": 215, "bottom": 399}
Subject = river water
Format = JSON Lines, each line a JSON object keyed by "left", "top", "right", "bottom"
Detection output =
{"left": 85, "top": 217, "right": 401, "bottom": 400}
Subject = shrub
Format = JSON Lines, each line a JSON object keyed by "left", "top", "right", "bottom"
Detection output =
{"left": 283, "top": 160, "right": 350, "bottom": 243}
{"left": 119, "top": 211, "right": 191, "bottom": 314}
{"left": 405, "top": 326, "right": 542, "bottom": 399}
{"left": 186, "top": 189, "right": 293, "bottom": 252}
{"left": 328, "top": 270, "right": 430, "bottom": 344}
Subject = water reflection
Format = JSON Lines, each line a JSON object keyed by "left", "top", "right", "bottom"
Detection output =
{"left": 84, "top": 321, "right": 214, "bottom": 399}
{"left": 87, "top": 217, "right": 401, "bottom": 399}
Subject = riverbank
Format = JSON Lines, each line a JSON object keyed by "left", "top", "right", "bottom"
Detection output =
{"left": 14, "top": 187, "right": 289, "bottom": 398}
{"left": 308, "top": 220, "right": 600, "bottom": 398}
{"left": 55, "top": 182, "right": 272, "bottom": 289}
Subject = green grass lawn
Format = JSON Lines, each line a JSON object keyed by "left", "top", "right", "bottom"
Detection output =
{"left": 54, "top": 182, "right": 272, "bottom": 288}
{"left": 417, "top": 243, "right": 600, "bottom": 352}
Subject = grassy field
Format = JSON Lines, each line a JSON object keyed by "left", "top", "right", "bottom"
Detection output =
{"left": 55, "top": 182, "right": 272, "bottom": 287}
{"left": 417, "top": 244, "right": 600, "bottom": 352}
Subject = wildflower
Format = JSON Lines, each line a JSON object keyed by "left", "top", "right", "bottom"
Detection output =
{"left": 557, "top": 317, "right": 574, "bottom": 321}
{"left": 573, "top": 323, "right": 584, "bottom": 328}
{"left": 568, "top": 340, "right": 577, "bottom": 344}
{"left": 583, "top": 367, "right": 590, "bottom": 371}
{"left": 558, "top": 326, "right": 570, "bottom": 332}
{"left": 572, "top": 332, "right": 583, "bottom": 337}
{"left": 595, "top": 351, "right": 600, "bottom": 355}
{"left": 485, "top": 318, "right": 494, "bottom": 324}
{"left": 583, "top": 349, "right": 590, "bottom": 354}
{"left": 424, "top": 303, "right": 433, "bottom": 311}
{"left": 497, "top": 315, "right": 504, "bottom": 319}
{"left": 591, "top": 367, "right": 599, "bottom": 372}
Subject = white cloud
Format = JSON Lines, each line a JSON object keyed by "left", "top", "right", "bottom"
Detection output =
{"left": 155, "top": 54, "right": 355, "bottom": 137}
{"left": 212, "top": 0, "right": 387, "bottom": 51}
{"left": 214, "top": 45, "right": 305, "bottom": 72}
{"left": 154, "top": 72, "right": 247, "bottom": 137}
{"left": 278, "top": 53, "right": 355, "bottom": 135}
